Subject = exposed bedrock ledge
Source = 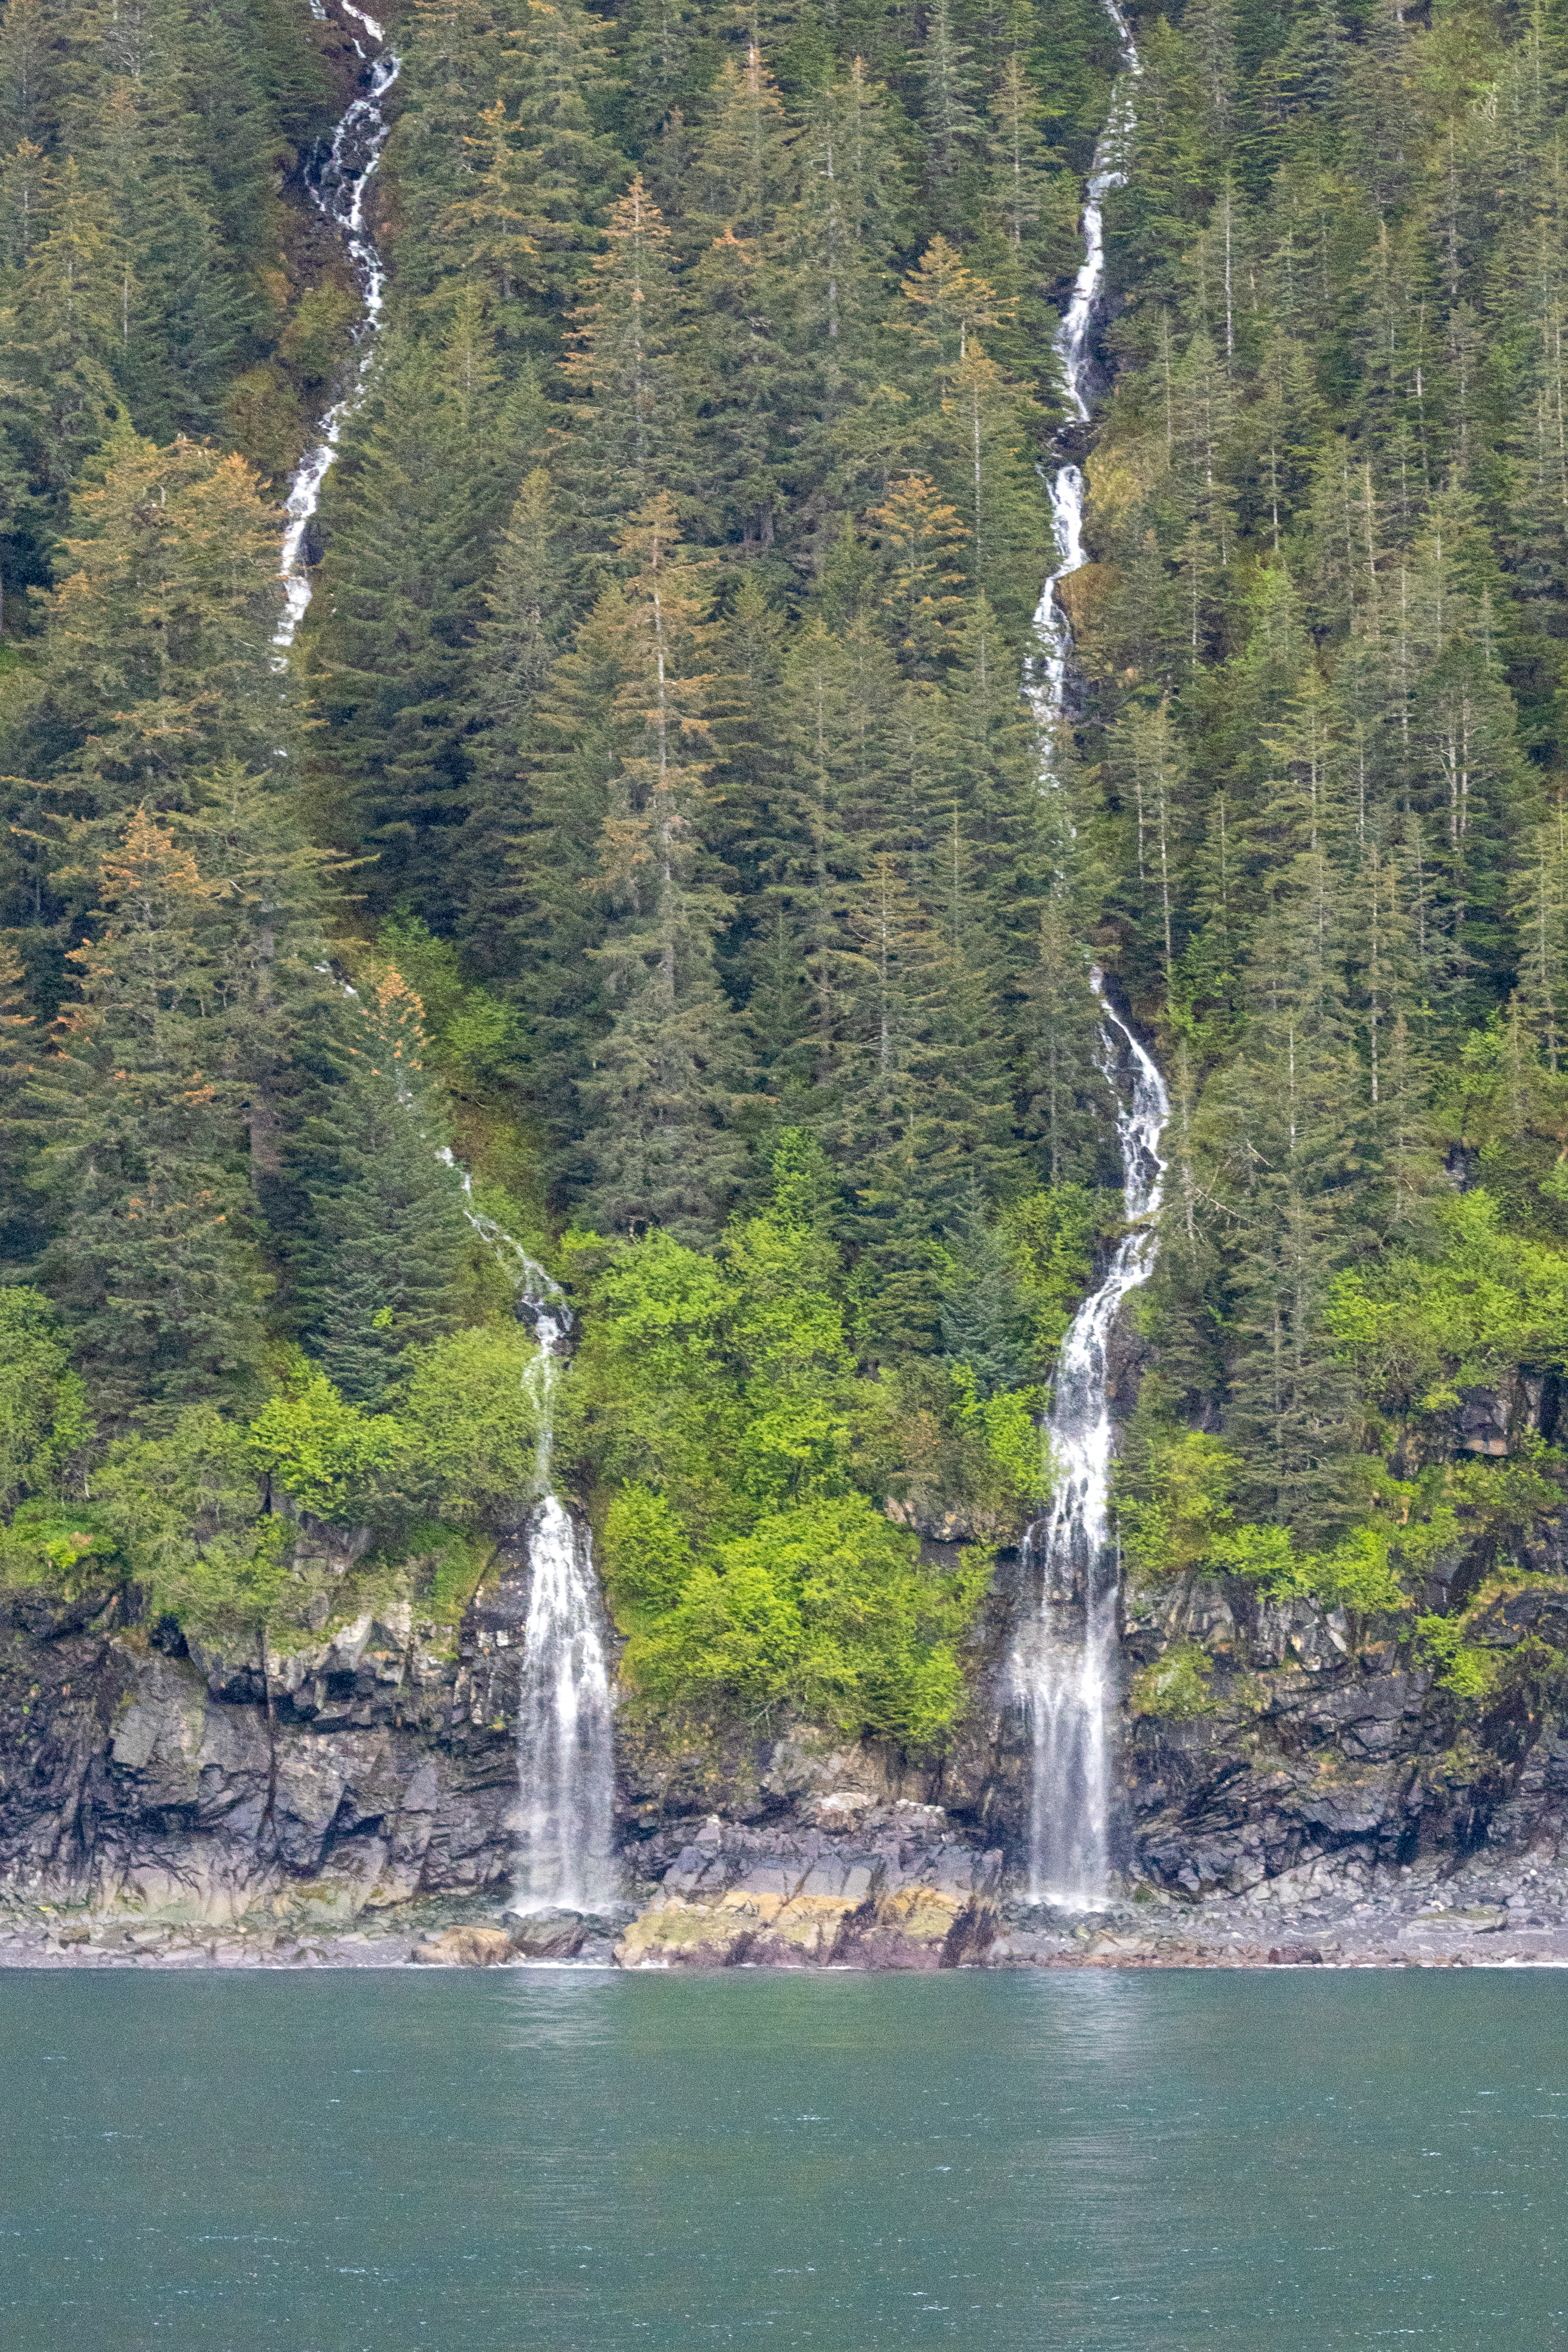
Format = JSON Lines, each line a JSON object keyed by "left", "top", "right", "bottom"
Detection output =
{"left": 7, "top": 1513, "right": 1568, "bottom": 1948}
{"left": 615, "top": 1811, "right": 1002, "bottom": 1970}
{"left": 0, "top": 1538, "right": 543, "bottom": 1923}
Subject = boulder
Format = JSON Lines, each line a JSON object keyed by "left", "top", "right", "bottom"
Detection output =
{"left": 507, "top": 1909, "right": 587, "bottom": 1960}
{"left": 408, "top": 1924, "right": 514, "bottom": 1967}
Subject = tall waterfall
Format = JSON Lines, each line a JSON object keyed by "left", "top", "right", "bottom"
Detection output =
{"left": 444, "top": 1169, "right": 617, "bottom": 1916}
{"left": 275, "top": 1, "right": 399, "bottom": 652}
{"left": 1009, "top": 1, "right": 1170, "bottom": 1906}
{"left": 282, "top": 40, "right": 616, "bottom": 1913}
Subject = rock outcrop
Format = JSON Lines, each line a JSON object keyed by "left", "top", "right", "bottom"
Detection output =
{"left": 7, "top": 1493, "right": 1568, "bottom": 1962}
{"left": 0, "top": 1534, "right": 543, "bottom": 1924}
{"left": 615, "top": 1807, "right": 1001, "bottom": 1969}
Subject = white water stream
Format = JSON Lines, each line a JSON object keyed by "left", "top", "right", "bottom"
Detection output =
{"left": 275, "top": 2, "right": 400, "bottom": 651}
{"left": 1025, "top": 3, "right": 1141, "bottom": 759}
{"left": 289, "top": 22, "right": 615, "bottom": 1914}
{"left": 437, "top": 1160, "right": 617, "bottom": 1917}
{"left": 1010, "top": 2, "right": 1170, "bottom": 1906}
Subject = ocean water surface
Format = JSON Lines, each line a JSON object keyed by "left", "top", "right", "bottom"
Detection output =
{"left": 0, "top": 1967, "right": 1562, "bottom": 2350}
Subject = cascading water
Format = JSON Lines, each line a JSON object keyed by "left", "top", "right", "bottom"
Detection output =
{"left": 275, "top": 1, "right": 400, "bottom": 652}
{"left": 286, "top": 45, "right": 615, "bottom": 1912}
{"left": 1025, "top": 1, "right": 1140, "bottom": 760}
{"left": 436, "top": 1159, "right": 617, "bottom": 1916}
{"left": 1013, "top": 986, "right": 1168, "bottom": 1902}
{"left": 1009, "top": 0, "right": 1170, "bottom": 1906}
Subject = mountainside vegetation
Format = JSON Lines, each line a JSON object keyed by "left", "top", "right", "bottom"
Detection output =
{"left": 3, "top": 0, "right": 1568, "bottom": 1742}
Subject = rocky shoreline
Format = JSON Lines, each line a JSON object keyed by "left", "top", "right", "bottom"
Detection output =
{"left": 6, "top": 1820, "right": 1567, "bottom": 1972}
{"left": 8, "top": 1497, "right": 1568, "bottom": 1970}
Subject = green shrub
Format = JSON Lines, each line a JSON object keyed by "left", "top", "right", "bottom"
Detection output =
{"left": 395, "top": 1325, "right": 543, "bottom": 1520}
{"left": 952, "top": 1371, "right": 1050, "bottom": 1509}
{"left": 0, "top": 1499, "right": 114, "bottom": 1594}
{"left": 601, "top": 1482, "right": 693, "bottom": 1632}
{"left": 0, "top": 1289, "right": 93, "bottom": 1511}
{"left": 96, "top": 1409, "right": 290, "bottom": 1641}
{"left": 1418, "top": 1612, "right": 1501, "bottom": 1700}
{"left": 1130, "top": 1641, "right": 1216, "bottom": 1720}
{"left": 248, "top": 1365, "right": 400, "bottom": 1521}
{"left": 1117, "top": 1424, "right": 1244, "bottom": 1581}
{"left": 622, "top": 1492, "right": 984, "bottom": 1746}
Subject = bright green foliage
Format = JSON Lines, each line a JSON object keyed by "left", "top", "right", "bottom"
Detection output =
{"left": 575, "top": 1138, "right": 997, "bottom": 1740}
{"left": 0, "top": 1286, "right": 90, "bottom": 1508}
{"left": 599, "top": 1480, "right": 691, "bottom": 1631}
{"left": 1130, "top": 1639, "right": 1216, "bottom": 1720}
{"left": 1329, "top": 1192, "right": 1568, "bottom": 1432}
{"left": 251, "top": 1333, "right": 544, "bottom": 1528}
{"left": 625, "top": 1493, "right": 981, "bottom": 1745}
{"left": 0, "top": 1497, "right": 111, "bottom": 1595}
{"left": 394, "top": 1324, "right": 543, "bottom": 1521}
{"left": 1417, "top": 1612, "right": 1500, "bottom": 1701}
{"left": 95, "top": 1407, "right": 290, "bottom": 1641}
{"left": 248, "top": 1365, "right": 401, "bottom": 1524}
{"left": 1117, "top": 1424, "right": 1244, "bottom": 1585}
{"left": 949, "top": 1369, "right": 1049, "bottom": 1509}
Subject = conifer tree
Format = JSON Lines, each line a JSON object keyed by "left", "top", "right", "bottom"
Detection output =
{"left": 916, "top": 0, "right": 982, "bottom": 221}
{"left": 303, "top": 334, "right": 488, "bottom": 919}
{"left": 559, "top": 172, "right": 695, "bottom": 547}
{"left": 786, "top": 57, "right": 910, "bottom": 409}
{"left": 19, "top": 428, "right": 283, "bottom": 853}
{"left": 29, "top": 807, "right": 266, "bottom": 1424}
{"left": 0, "top": 0, "right": 61, "bottom": 156}
{"left": 13, "top": 154, "right": 120, "bottom": 493}
{"left": 293, "top": 970, "right": 469, "bottom": 1406}
{"left": 575, "top": 494, "right": 743, "bottom": 1241}
{"left": 679, "top": 50, "right": 796, "bottom": 547}
{"left": 184, "top": 757, "right": 347, "bottom": 1199}
{"left": 439, "top": 0, "right": 622, "bottom": 355}
{"left": 459, "top": 465, "right": 576, "bottom": 969}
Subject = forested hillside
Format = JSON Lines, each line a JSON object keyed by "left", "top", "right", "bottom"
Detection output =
{"left": 2, "top": 0, "right": 1566, "bottom": 1743}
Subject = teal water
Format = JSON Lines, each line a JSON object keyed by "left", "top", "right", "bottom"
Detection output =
{"left": 1, "top": 1969, "right": 1563, "bottom": 2350}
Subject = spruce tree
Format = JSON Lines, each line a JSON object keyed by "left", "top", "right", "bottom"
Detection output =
{"left": 18, "top": 427, "right": 284, "bottom": 857}
{"left": 303, "top": 333, "right": 488, "bottom": 920}
{"left": 558, "top": 173, "right": 695, "bottom": 548}
{"left": 293, "top": 971, "right": 469, "bottom": 1407}
{"left": 574, "top": 494, "right": 744, "bottom": 1241}
{"left": 29, "top": 807, "right": 267, "bottom": 1424}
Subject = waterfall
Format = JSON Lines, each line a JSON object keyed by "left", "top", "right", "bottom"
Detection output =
{"left": 279, "top": 19, "right": 617, "bottom": 1905}
{"left": 436, "top": 1160, "right": 617, "bottom": 1917}
{"left": 1009, "top": 1, "right": 1170, "bottom": 1906}
{"left": 1024, "top": 3, "right": 1140, "bottom": 762}
{"left": 1014, "top": 988, "right": 1168, "bottom": 1902}
{"left": 275, "top": 2, "right": 400, "bottom": 652}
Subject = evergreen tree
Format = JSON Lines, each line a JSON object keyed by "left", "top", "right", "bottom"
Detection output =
{"left": 575, "top": 494, "right": 743, "bottom": 1241}
{"left": 293, "top": 970, "right": 469, "bottom": 1406}
{"left": 15, "top": 427, "right": 283, "bottom": 855}
{"left": 559, "top": 172, "right": 695, "bottom": 547}
{"left": 303, "top": 333, "right": 489, "bottom": 919}
{"left": 29, "top": 807, "right": 266, "bottom": 1424}
{"left": 438, "top": 0, "right": 622, "bottom": 356}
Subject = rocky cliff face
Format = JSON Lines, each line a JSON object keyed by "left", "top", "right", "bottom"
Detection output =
{"left": 0, "top": 1536, "right": 540, "bottom": 1925}
{"left": 5, "top": 1490, "right": 1568, "bottom": 1957}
